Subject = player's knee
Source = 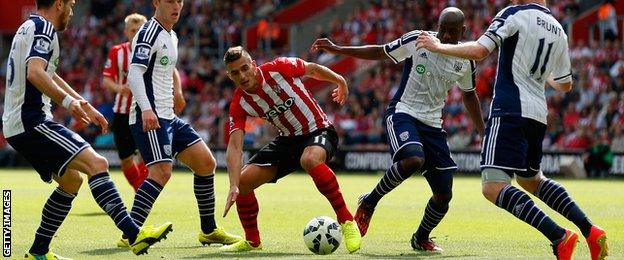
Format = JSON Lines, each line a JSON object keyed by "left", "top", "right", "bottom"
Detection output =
{"left": 516, "top": 174, "right": 544, "bottom": 195}
{"left": 87, "top": 154, "right": 109, "bottom": 175}
{"left": 400, "top": 156, "right": 424, "bottom": 173}
{"left": 481, "top": 183, "right": 504, "bottom": 204}
{"left": 300, "top": 154, "right": 323, "bottom": 172}
{"left": 432, "top": 193, "right": 452, "bottom": 206}
{"left": 148, "top": 163, "right": 172, "bottom": 185}
{"left": 58, "top": 172, "right": 83, "bottom": 194}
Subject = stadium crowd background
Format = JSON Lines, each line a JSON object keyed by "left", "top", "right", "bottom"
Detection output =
{"left": 0, "top": 0, "right": 623, "bottom": 167}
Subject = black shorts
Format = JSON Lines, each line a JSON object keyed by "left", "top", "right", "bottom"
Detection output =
{"left": 248, "top": 127, "right": 338, "bottom": 183}
{"left": 112, "top": 113, "right": 138, "bottom": 159}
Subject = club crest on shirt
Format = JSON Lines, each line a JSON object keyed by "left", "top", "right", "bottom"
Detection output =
{"left": 399, "top": 131, "right": 409, "bottom": 141}
{"left": 419, "top": 52, "right": 427, "bottom": 59}
{"left": 164, "top": 145, "right": 172, "bottom": 156}
{"left": 453, "top": 61, "right": 463, "bottom": 72}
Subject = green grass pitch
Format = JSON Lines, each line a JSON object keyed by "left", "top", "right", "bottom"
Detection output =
{"left": 2, "top": 169, "right": 622, "bottom": 259}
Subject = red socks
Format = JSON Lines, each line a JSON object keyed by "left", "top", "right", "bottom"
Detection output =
{"left": 236, "top": 192, "right": 261, "bottom": 246}
{"left": 309, "top": 163, "right": 353, "bottom": 223}
{"left": 122, "top": 162, "right": 149, "bottom": 191}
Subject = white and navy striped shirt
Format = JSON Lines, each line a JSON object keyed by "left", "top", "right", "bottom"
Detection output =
{"left": 128, "top": 18, "right": 178, "bottom": 124}
{"left": 477, "top": 3, "right": 572, "bottom": 124}
{"left": 3, "top": 14, "right": 59, "bottom": 137}
{"left": 384, "top": 30, "right": 476, "bottom": 128}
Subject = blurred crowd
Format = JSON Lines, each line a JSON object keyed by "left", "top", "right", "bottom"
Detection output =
{"left": 0, "top": 0, "right": 622, "bottom": 163}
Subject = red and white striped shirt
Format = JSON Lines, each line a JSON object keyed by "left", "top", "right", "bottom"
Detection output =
{"left": 229, "top": 57, "right": 332, "bottom": 137}
{"left": 103, "top": 42, "right": 132, "bottom": 114}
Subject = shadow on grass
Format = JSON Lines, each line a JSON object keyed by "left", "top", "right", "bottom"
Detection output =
{"left": 74, "top": 212, "right": 107, "bottom": 217}
{"left": 180, "top": 252, "right": 312, "bottom": 258}
{"left": 361, "top": 252, "right": 479, "bottom": 259}
{"left": 79, "top": 247, "right": 127, "bottom": 256}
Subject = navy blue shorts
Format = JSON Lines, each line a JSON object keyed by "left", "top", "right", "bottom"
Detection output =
{"left": 7, "top": 120, "right": 89, "bottom": 183}
{"left": 130, "top": 117, "right": 203, "bottom": 166}
{"left": 480, "top": 116, "right": 546, "bottom": 178}
{"left": 385, "top": 112, "right": 457, "bottom": 172}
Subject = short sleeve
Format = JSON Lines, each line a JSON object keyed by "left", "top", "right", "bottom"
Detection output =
{"left": 103, "top": 47, "right": 119, "bottom": 79}
{"left": 383, "top": 30, "right": 421, "bottom": 64}
{"left": 551, "top": 41, "right": 572, "bottom": 83}
{"left": 477, "top": 7, "right": 520, "bottom": 52}
{"left": 457, "top": 60, "right": 477, "bottom": 92}
{"left": 266, "top": 57, "right": 306, "bottom": 77}
{"left": 26, "top": 20, "right": 55, "bottom": 63}
{"left": 228, "top": 93, "right": 248, "bottom": 134}
{"left": 130, "top": 24, "right": 161, "bottom": 68}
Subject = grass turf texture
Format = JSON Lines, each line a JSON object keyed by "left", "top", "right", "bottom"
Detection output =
{"left": 2, "top": 169, "right": 622, "bottom": 259}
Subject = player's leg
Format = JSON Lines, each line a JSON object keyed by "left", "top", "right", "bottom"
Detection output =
{"left": 28, "top": 170, "right": 82, "bottom": 256}
{"left": 516, "top": 120, "right": 607, "bottom": 260}
{"left": 174, "top": 122, "right": 241, "bottom": 245}
{"left": 411, "top": 169, "right": 452, "bottom": 252}
{"left": 299, "top": 128, "right": 361, "bottom": 253}
{"left": 129, "top": 119, "right": 175, "bottom": 228}
{"left": 481, "top": 117, "right": 575, "bottom": 259}
{"left": 356, "top": 113, "right": 424, "bottom": 236}
{"left": 113, "top": 113, "right": 145, "bottom": 191}
{"left": 219, "top": 164, "right": 277, "bottom": 251}
{"left": 364, "top": 114, "right": 425, "bottom": 206}
{"left": 410, "top": 126, "right": 455, "bottom": 251}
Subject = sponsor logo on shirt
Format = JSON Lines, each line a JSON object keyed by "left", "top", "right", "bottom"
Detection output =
{"left": 160, "top": 56, "right": 169, "bottom": 66}
{"left": 415, "top": 64, "right": 426, "bottom": 75}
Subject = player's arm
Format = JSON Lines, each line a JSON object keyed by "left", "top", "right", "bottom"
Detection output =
{"left": 416, "top": 34, "right": 491, "bottom": 61}
{"left": 547, "top": 41, "right": 573, "bottom": 92}
{"left": 312, "top": 38, "right": 387, "bottom": 60}
{"left": 462, "top": 91, "right": 485, "bottom": 136}
{"left": 53, "top": 73, "right": 109, "bottom": 132}
{"left": 102, "top": 77, "right": 131, "bottom": 97}
{"left": 458, "top": 60, "right": 484, "bottom": 135}
{"left": 224, "top": 129, "right": 244, "bottom": 217}
{"left": 26, "top": 59, "right": 91, "bottom": 125}
{"left": 173, "top": 68, "right": 186, "bottom": 114}
{"left": 547, "top": 77, "right": 572, "bottom": 92}
{"left": 304, "top": 61, "right": 348, "bottom": 105}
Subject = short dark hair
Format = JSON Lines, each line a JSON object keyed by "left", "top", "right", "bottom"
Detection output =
{"left": 223, "top": 46, "right": 249, "bottom": 64}
{"left": 36, "top": 0, "right": 68, "bottom": 9}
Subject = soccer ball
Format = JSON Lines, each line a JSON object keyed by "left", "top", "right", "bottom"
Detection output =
{"left": 302, "top": 216, "right": 342, "bottom": 255}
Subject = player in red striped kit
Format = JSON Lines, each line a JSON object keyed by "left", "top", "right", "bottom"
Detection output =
{"left": 220, "top": 46, "right": 362, "bottom": 253}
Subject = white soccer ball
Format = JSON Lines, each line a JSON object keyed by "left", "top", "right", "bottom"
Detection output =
{"left": 303, "top": 216, "right": 342, "bottom": 255}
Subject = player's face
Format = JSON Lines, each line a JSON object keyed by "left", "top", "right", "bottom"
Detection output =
{"left": 57, "top": 0, "right": 75, "bottom": 32}
{"left": 154, "top": 0, "right": 183, "bottom": 25}
{"left": 125, "top": 22, "right": 144, "bottom": 42}
{"left": 437, "top": 22, "right": 465, "bottom": 44}
{"left": 226, "top": 55, "right": 258, "bottom": 91}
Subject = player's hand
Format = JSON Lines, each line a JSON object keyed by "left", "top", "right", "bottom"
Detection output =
{"left": 142, "top": 110, "right": 160, "bottom": 132}
{"left": 173, "top": 93, "right": 186, "bottom": 115}
{"left": 119, "top": 84, "right": 132, "bottom": 97}
{"left": 311, "top": 38, "right": 339, "bottom": 54}
{"left": 332, "top": 76, "right": 348, "bottom": 105}
{"left": 82, "top": 102, "right": 109, "bottom": 134}
{"left": 223, "top": 185, "right": 239, "bottom": 217}
{"left": 68, "top": 100, "right": 90, "bottom": 126}
{"left": 415, "top": 31, "right": 441, "bottom": 52}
